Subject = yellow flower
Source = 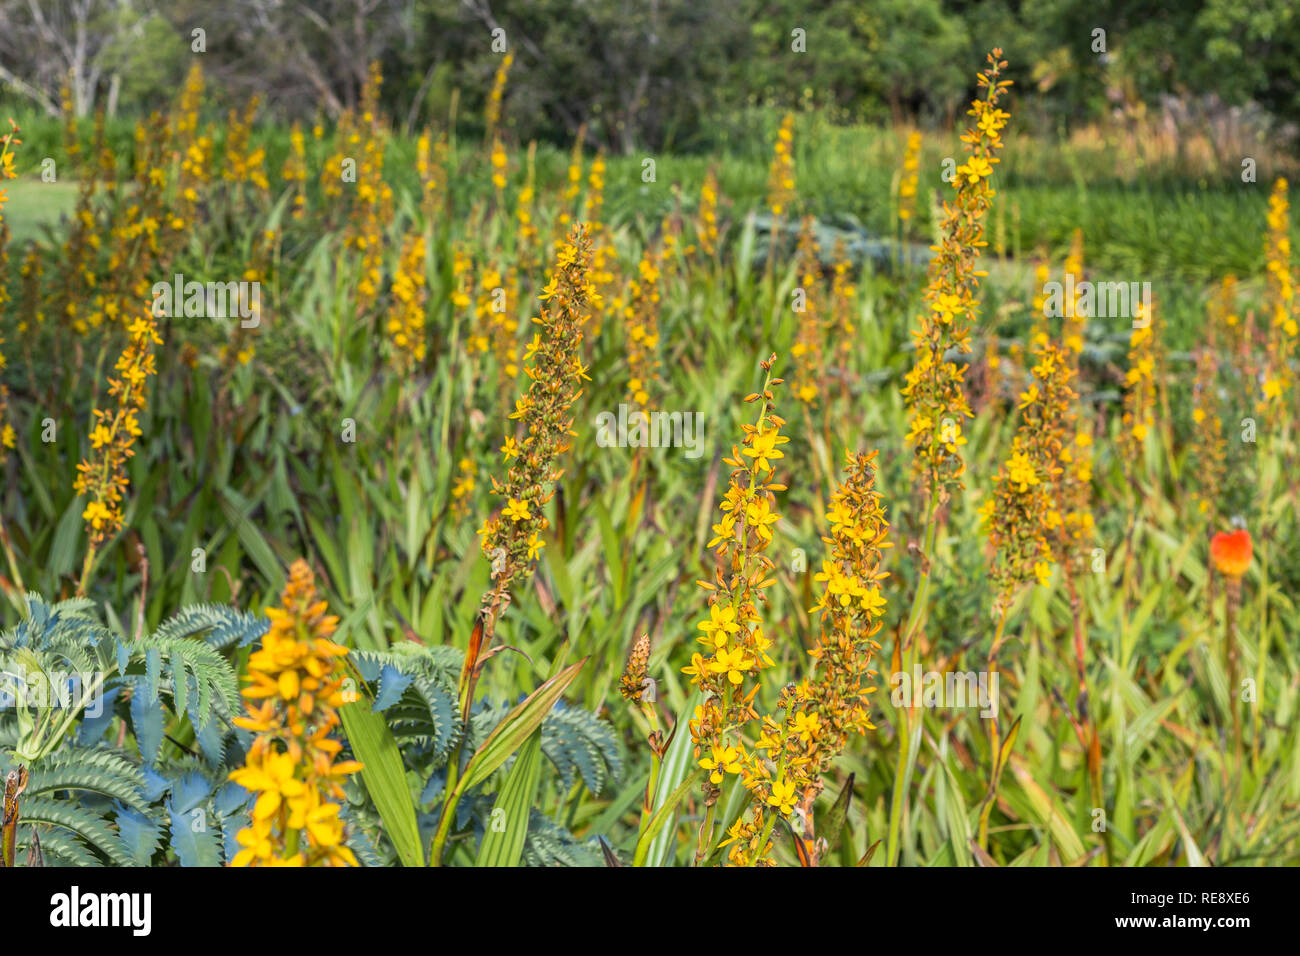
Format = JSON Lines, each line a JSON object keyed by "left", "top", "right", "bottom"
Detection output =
{"left": 1006, "top": 451, "right": 1038, "bottom": 491}
{"left": 503, "top": 498, "right": 531, "bottom": 522}
{"left": 711, "top": 646, "right": 755, "bottom": 685}
{"left": 792, "top": 711, "right": 821, "bottom": 739}
{"left": 767, "top": 776, "right": 798, "bottom": 815}
{"left": 742, "top": 427, "right": 787, "bottom": 473}
{"left": 699, "top": 746, "right": 743, "bottom": 785}
{"left": 698, "top": 603, "right": 741, "bottom": 646}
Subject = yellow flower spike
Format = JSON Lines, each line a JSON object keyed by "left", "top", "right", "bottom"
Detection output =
{"left": 904, "top": 50, "right": 1012, "bottom": 500}
{"left": 228, "top": 561, "right": 360, "bottom": 867}
{"left": 731, "top": 449, "right": 891, "bottom": 865}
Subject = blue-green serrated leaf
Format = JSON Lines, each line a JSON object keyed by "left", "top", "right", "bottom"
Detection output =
{"left": 194, "top": 717, "right": 226, "bottom": 766}
{"left": 168, "top": 797, "right": 221, "bottom": 867}
{"left": 214, "top": 781, "right": 251, "bottom": 817}
{"left": 171, "top": 646, "right": 189, "bottom": 721}
{"left": 77, "top": 686, "right": 122, "bottom": 745}
{"left": 114, "top": 801, "right": 161, "bottom": 866}
{"left": 145, "top": 647, "right": 161, "bottom": 699}
{"left": 130, "top": 678, "right": 165, "bottom": 766}
{"left": 20, "top": 796, "right": 134, "bottom": 865}
{"left": 153, "top": 604, "right": 269, "bottom": 650}
{"left": 373, "top": 664, "right": 415, "bottom": 712}
{"left": 139, "top": 764, "right": 171, "bottom": 802}
{"left": 170, "top": 770, "right": 213, "bottom": 814}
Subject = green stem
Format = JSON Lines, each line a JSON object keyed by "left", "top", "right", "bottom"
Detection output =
{"left": 635, "top": 702, "right": 662, "bottom": 851}
{"left": 693, "top": 801, "right": 717, "bottom": 867}
{"left": 429, "top": 784, "right": 463, "bottom": 868}
{"left": 886, "top": 490, "right": 939, "bottom": 867}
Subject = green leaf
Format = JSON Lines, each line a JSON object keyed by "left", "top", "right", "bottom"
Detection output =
{"left": 634, "top": 767, "right": 704, "bottom": 866}
{"left": 340, "top": 696, "right": 425, "bottom": 867}
{"left": 457, "top": 659, "right": 586, "bottom": 793}
{"left": 475, "top": 729, "right": 544, "bottom": 867}
{"left": 643, "top": 688, "right": 702, "bottom": 866}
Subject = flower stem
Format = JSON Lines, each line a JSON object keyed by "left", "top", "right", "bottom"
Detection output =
{"left": 886, "top": 489, "right": 939, "bottom": 866}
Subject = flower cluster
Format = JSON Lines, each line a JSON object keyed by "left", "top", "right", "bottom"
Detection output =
{"left": 828, "top": 238, "right": 858, "bottom": 393}
{"left": 897, "top": 129, "right": 921, "bottom": 225}
{"left": 221, "top": 95, "right": 269, "bottom": 194}
{"left": 902, "top": 51, "right": 1011, "bottom": 500}
{"left": 0, "top": 120, "right": 15, "bottom": 460}
{"left": 790, "top": 217, "right": 827, "bottom": 407}
{"left": 416, "top": 127, "right": 449, "bottom": 221}
{"left": 696, "top": 168, "right": 720, "bottom": 259}
{"left": 554, "top": 129, "right": 586, "bottom": 236}
{"left": 93, "top": 112, "right": 172, "bottom": 335}
{"left": 684, "top": 358, "right": 787, "bottom": 833}
{"left": 219, "top": 228, "right": 275, "bottom": 370}
{"left": 491, "top": 137, "right": 508, "bottom": 195}
{"left": 171, "top": 64, "right": 212, "bottom": 238}
{"left": 619, "top": 632, "right": 653, "bottom": 704}
{"left": 451, "top": 456, "right": 477, "bottom": 513}
{"left": 766, "top": 114, "right": 796, "bottom": 217}
{"left": 342, "top": 63, "right": 393, "bottom": 313}
{"left": 1054, "top": 233, "right": 1094, "bottom": 561}
{"left": 726, "top": 450, "right": 891, "bottom": 866}
{"left": 386, "top": 231, "right": 429, "bottom": 374}
{"left": 623, "top": 246, "right": 663, "bottom": 409}
{"left": 474, "top": 263, "right": 522, "bottom": 388}
{"left": 484, "top": 52, "right": 514, "bottom": 145}
{"left": 1190, "top": 309, "right": 1227, "bottom": 523}
{"left": 1210, "top": 529, "right": 1251, "bottom": 579}
{"left": 1062, "top": 229, "right": 1086, "bottom": 356}
{"left": 1261, "top": 177, "right": 1295, "bottom": 410}
{"left": 229, "top": 560, "right": 362, "bottom": 866}
{"left": 981, "top": 341, "right": 1074, "bottom": 611}
{"left": 1029, "top": 260, "right": 1051, "bottom": 347}
{"left": 477, "top": 225, "right": 594, "bottom": 594}
{"left": 1120, "top": 298, "right": 1160, "bottom": 464}
{"left": 281, "top": 121, "right": 309, "bottom": 220}
{"left": 515, "top": 143, "right": 540, "bottom": 275}
{"left": 73, "top": 304, "right": 163, "bottom": 554}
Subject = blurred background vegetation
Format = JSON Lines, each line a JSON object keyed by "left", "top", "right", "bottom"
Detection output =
{"left": 1, "top": 0, "right": 1298, "bottom": 153}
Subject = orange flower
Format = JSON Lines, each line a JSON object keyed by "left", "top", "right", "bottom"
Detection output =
{"left": 1210, "top": 529, "right": 1252, "bottom": 578}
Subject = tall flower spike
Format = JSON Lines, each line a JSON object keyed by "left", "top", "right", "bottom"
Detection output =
{"left": 1120, "top": 296, "right": 1161, "bottom": 466}
{"left": 902, "top": 50, "right": 1011, "bottom": 501}
{"left": 0, "top": 120, "right": 18, "bottom": 464}
{"left": 623, "top": 245, "right": 663, "bottom": 410}
{"left": 685, "top": 356, "right": 787, "bottom": 858}
{"left": 73, "top": 302, "right": 163, "bottom": 592}
{"left": 766, "top": 114, "right": 796, "bottom": 218}
{"left": 791, "top": 217, "right": 826, "bottom": 408}
{"left": 1261, "top": 178, "right": 1295, "bottom": 410}
{"left": 726, "top": 450, "right": 891, "bottom": 866}
{"left": 386, "top": 231, "right": 429, "bottom": 375}
{"left": 479, "top": 224, "right": 594, "bottom": 600}
{"left": 696, "top": 168, "right": 720, "bottom": 260}
{"left": 897, "top": 129, "right": 921, "bottom": 227}
{"left": 229, "top": 560, "right": 362, "bottom": 867}
{"left": 981, "top": 339, "right": 1074, "bottom": 613}
{"left": 484, "top": 51, "right": 514, "bottom": 146}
